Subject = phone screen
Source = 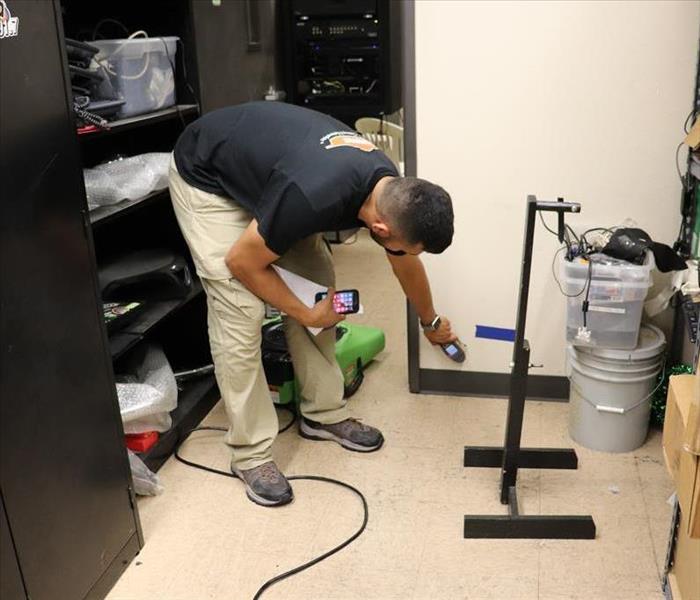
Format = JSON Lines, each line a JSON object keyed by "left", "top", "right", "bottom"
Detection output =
{"left": 315, "top": 290, "right": 359, "bottom": 314}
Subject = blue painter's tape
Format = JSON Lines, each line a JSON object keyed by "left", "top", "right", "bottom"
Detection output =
{"left": 475, "top": 325, "right": 516, "bottom": 342}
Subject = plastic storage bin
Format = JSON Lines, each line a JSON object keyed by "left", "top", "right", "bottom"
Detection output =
{"left": 561, "top": 253, "right": 652, "bottom": 349}
{"left": 92, "top": 37, "right": 178, "bottom": 119}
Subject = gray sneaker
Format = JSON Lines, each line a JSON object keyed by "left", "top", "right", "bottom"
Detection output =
{"left": 300, "top": 417, "right": 384, "bottom": 452}
{"left": 231, "top": 461, "right": 293, "bottom": 507}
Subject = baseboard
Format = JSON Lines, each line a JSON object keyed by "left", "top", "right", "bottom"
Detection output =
{"left": 418, "top": 369, "right": 569, "bottom": 401}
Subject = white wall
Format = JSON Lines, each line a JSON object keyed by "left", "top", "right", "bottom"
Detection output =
{"left": 414, "top": 0, "right": 699, "bottom": 375}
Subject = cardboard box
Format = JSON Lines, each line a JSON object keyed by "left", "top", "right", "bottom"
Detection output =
{"left": 663, "top": 374, "right": 700, "bottom": 539}
{"left": 667, "top": 505, "right": 700, "bottom": 600}
{"left": 685, "top": 119, "right": 700, "bottom": 150}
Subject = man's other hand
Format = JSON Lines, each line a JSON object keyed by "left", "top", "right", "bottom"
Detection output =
{"left": 305, "top": 288, "right": 345, "bottom": 329}
{"left": 424, "top": 316, "right": 457, "bottom": 345}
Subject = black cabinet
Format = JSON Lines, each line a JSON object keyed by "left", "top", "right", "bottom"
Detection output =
{"left": 191, "top": 0, "right": 282, "bottom": 113}
{"left": 1, "top": 1, "right": 280, "bottom": 596}
{"left": 0, "top": 2, "right": 142, "bottom": 599}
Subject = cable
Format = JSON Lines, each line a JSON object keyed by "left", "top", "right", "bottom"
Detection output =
{"left": 581, "top": 259, "right": 593, "bottom": 327}
{"left": 565, "top": 224, "right": 580, "bottom": 244}
{"left": 97, "top": 30, "right": 151, "bottom": 80}
{"left": 538, "top": 210, "right": 559, "bottom": 237}
{"left": 157, "top": 37, "right": 187, "bottom": 129}
{"left": 92, "top": 18, "right": 130, "bottom": 40}
{"left": 676, "top": 141, "right": 687, "bottom": 188}
{"left": 176, "top": 38, "right": 200, "bottom": 114}
{"left": 174, "top": 424, "right": 368, "bottom": 600}
{"left": 684, "top": 108, "right": 696, "bottom": 134}
{"left": 552, "top": 246, "right": 589, "bottom": 298}
{"left": 276, "top": 404, "right": 297, "bottom": 434}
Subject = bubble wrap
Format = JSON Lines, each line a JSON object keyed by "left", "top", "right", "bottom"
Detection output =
{"left": 84, "top": 152, "right": 170, "bottom": 209}
{"left": 116, "top": 344, "right": 178, "bottom": 434}
{"left": 128, "top": 449, "right": 163, "bottom": 496}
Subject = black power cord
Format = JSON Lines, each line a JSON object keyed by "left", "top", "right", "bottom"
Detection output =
{"left": 540, "top": 211, "right": 597, "bottom": 327}
{"left": 173, "top": 408, "right": 369, "bottom": 600}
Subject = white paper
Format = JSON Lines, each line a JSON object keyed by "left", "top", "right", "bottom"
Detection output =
{"left": 272, "top": 266, "right": 327, "bottom": 335}
{"left": 272, "top": 265, "right": 362, "bottom": 335}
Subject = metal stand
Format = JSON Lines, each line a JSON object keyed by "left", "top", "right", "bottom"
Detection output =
{"left": 463, "top": 196, "right": 596, "bottom": 540}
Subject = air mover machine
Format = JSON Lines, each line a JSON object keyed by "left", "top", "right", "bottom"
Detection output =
{"left": 261, "top": 318, "right": 385, "bottom": 405}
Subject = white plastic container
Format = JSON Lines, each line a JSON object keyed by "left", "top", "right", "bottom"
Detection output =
{"left": 561, "top": 253, "right": 652, "bottom": 349}
{"left": 567, "top": 325, "right": 666, "bottom": 453}
{"left": 92, "top": 37, "right": 178, "bottom": 119}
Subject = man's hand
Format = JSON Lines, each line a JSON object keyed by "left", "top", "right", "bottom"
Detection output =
{"left": 304, "top": 287, "right": 345, "bottom": 329}
{"left": 424, "top": 316, "right": 457, "bottom": 345}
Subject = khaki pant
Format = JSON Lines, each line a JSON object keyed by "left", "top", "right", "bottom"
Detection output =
{"left": 168, "top": 157, "right": 348, "bottom": 469}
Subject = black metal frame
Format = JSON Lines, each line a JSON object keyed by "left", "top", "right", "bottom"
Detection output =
{"left": 463, "top": 196, "right": 596, "bottom": 540}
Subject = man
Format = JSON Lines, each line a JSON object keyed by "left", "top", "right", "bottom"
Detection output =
{"left": 170, "top": 102, "right": 457, "bottom": 507}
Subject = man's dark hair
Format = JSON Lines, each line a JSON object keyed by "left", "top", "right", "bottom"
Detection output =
{"left": 378, "top": 177, "right": 454, "bottom": 253}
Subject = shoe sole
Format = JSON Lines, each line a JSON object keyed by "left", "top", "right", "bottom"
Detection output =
{"left": 299, "top": 420, "right": 384, "bottom": 453}
{"left": 230, "top": 466, "right": 294, "bottom": 507}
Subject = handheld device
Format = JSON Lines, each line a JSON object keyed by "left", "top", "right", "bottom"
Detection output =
{"left": 441, "top": 340, "right": 466, "bottom": 363}
{"left": 314, "top": 289, "right": 360, "bottom": 314}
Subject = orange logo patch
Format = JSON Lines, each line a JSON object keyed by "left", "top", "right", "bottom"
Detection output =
{"left": 320, "top": 131, "right": 377, "bottom": 152}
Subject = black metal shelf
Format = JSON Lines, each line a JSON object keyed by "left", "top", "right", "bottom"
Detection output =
{"left": 78, "top": 104, "right": 198, "bottom": 139}
{"left": 107, "top": 279, "right": 204, "bottom": 359}
{"left": 109, "top": 332, "right": 142, "bottom": 361}
{"left": 90, "top": 189, "right": 169, "bottom": 227}
{"left": 139, "top": 374, "right": 220, "bottom": 473}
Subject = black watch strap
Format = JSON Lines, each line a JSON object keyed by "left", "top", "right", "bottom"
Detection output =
{"left": 421, "top": 315, "right": 441, "bottom": 331}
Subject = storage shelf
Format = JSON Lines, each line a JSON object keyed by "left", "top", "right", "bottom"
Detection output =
{"left": 109, "top": 332, "right": 142, "bottom": 360}
{"left": 139, "top": 374, "right": 220, "bottom": 473}
{"left": 78, "top": 104, "right": 198, "bottom": 138}
{"left": 108, "top": 279, "right": 204, "bottom": 358}
{"left": 90, "top": 189, "right": 169, "bottom": 226}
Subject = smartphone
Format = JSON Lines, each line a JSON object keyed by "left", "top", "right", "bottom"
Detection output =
{"left": 441, "top": 340, "right": 466, "bottom": 363}
{"left": 314, "top": 289, "right": 360, "bottom": 314}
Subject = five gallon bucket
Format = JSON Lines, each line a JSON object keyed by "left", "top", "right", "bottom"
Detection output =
{"left": 567, "top": 324, "right": 666, "bottom": 453}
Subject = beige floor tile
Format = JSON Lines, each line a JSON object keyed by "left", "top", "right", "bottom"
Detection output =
{"left": 109, "top": 231, "right": 670, "bottom": 600}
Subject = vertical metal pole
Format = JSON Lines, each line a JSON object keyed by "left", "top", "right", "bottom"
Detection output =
{"left": 499, "top": 196, "right": 538, "bottom": 504}
{"left": 402, "top": 1, "right": 421, "bottom": 393}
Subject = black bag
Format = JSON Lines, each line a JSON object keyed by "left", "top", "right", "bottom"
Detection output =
{"left": 602, "top": 228, "right": 687, "bottom": 273}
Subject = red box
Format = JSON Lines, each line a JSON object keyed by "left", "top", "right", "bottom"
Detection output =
{"left": 125, "top": 431, "right": 159, "bottom": 453}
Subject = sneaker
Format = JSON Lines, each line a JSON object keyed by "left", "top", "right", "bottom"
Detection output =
{"left": 300, "top": 417, "right": 384, "bottom": 452}
{"left": 231, "top": 461, "right": 294, "bottom": 507}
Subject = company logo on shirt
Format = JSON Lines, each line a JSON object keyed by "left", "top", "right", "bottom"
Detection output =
{"left": 0, "top": 1, "right": 19, "bottom": 40}
{"left": 320, "top": 131, "right": 377, "bottom": 153}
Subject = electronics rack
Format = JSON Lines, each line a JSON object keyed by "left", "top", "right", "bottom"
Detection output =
{"left": 677, "top": 44, "right": 700, "bottom": 257}
{"left": 281, "top": 0, "right": 402, "bottom": 125}
{"left": 671, "top": 45, "right": 700, "bottom": 366}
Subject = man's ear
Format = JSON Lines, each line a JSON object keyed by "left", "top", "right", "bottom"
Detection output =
{"left": 370, "top": 221, "right": 391, "bottom": 239}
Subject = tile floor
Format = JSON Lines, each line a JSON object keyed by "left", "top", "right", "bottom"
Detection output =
{"left": 109, "top": 231, "right": 673, "bottom": 600}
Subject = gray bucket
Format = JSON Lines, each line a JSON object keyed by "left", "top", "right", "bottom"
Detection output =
{"left": 567, "top": 324, "right": 666, "bottom": 453}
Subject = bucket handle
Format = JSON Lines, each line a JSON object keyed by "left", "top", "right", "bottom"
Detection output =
{"left": 570, "top": 357, "right": 666, "bottom": 415}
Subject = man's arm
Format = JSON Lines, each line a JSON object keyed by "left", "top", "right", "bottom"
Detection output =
{"left": 386, "top": 252, "right": 456, "bottom": 344}
{"left": 225, "top": 219, "right": 343, "bottom": 329}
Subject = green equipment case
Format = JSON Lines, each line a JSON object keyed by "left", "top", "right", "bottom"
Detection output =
{"left": 261, "top": 318, "right": 385, "bottom": 405}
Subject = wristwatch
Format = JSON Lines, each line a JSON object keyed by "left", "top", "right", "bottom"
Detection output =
{"left": 421, "top": 315, "right": 441, "bottom": 332}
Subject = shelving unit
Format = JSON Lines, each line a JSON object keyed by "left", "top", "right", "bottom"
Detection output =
{"left": 140, "top": 376, "right": 220, "bottom": 472}
{"left": 58, "top": 0, "right": 220, "bottom": 479}
{"left": 78, "top": 104, "right": 198, "bottom": 138}
{"left": 90, "top": 189, "right": 169, "bottom": 226}
{"left": 83, "top": 93, "right": 219, "bottom": 466}
{"left": 108, "top": 279, "right": 204, "bottom": 359}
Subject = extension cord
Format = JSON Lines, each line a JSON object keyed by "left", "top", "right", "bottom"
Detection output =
{"left": 174, "top": 410, "right": 368, "bottom": 600}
